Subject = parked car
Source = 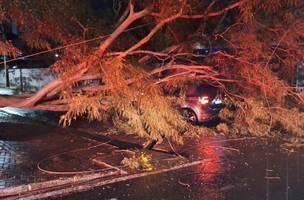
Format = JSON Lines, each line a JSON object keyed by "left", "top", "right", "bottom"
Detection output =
{"left": 181, "top": 84, "right": 224, "bottom": 124}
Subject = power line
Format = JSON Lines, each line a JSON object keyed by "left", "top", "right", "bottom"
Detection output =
{"left": 0, "top": 23, "right": 152, "bottom": 65}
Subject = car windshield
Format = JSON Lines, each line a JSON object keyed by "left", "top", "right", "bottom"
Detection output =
{"left": 185, "top": 85, "right": 217, "bottom": 98}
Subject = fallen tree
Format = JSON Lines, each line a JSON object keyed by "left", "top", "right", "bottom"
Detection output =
{"left": 0, "top": 0, "right": 303, "bottom": 144}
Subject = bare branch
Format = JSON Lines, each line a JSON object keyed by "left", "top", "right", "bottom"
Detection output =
{"left": 119, "top": 1, "right": 187, "bottom": 58}
{"left": 97, "top": 6, "right": 151, "bottom": 56}
{"left": 181, "top": 2, "right": 240, "bottom": 19}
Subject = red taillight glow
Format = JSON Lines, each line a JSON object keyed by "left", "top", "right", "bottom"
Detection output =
{"left": 198, "top": 96, "right": 209, "bottom": 104}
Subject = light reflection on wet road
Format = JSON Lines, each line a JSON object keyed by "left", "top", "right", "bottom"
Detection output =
{"left": 61, "top": 138, "right": 304, "bottom": 200}
{"left": 0, "top": 108, "right": 303, "bottom": 199}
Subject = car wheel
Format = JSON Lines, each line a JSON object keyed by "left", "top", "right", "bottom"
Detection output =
{"left": 182, "top": 109, "right": 198, "bottom": 124}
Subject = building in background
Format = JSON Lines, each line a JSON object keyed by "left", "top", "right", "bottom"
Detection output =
{"left": 0, "top": 19, "right": 58, "bottom": 93}
{"left": 0, "top": 67, "right": 55, "bottom": 92}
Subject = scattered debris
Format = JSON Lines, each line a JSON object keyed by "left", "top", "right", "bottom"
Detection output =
{"left": 121, "top": 152, "right": 153, "bottom": 171}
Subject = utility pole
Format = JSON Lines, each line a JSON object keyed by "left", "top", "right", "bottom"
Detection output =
{"left": 19, "top": 68, "right": 23, "bottom": 91}
{"left": 1, "top": 24, "right": 10, "bottom": 88}
{"left": 4, "top": 55, "right": 10, "bottom": 87}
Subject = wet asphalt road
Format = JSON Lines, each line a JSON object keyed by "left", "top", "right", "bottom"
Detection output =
{"left": 0, "top": 108, "right": 304, "bottom": 200}
{"left": 55, "top": 139, "right": 304, "bottom": 200}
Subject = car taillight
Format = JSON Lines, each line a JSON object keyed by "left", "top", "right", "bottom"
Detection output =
{"left": 198, "top": 96, "right": 209, "bottom": 105}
